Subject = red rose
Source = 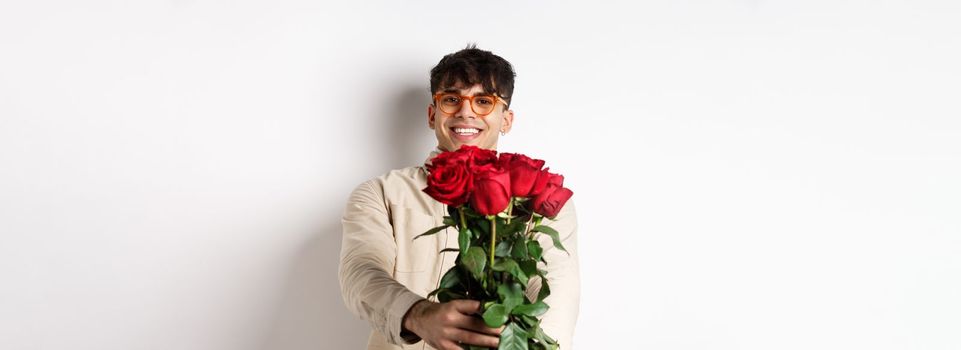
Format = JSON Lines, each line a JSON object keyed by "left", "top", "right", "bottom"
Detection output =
{"left": 429, "top": 149, "right": 470, "bottom": 169}
{"left": 430, "top": 145, "right": 497, "bottom": 169}
{"left": 498, "top": 153, "right": 546, "bottom": 198}
{"left": 423, "top": 161, "right": 473, "bottom": 206}
{"left": 529, "top": 168, "right": 564, "bottom": 197}
{"left": 532, "top": 184, "right": 573, "bottom": 218}
{"left": 459, "top": 145, "right": 497, "bottom": 172}
{"left": 423, "top": 145, "right": 501, "bottom": 207}
{"left": 470, "top": 166, "right": 512, "bottom": 216}
{"left": 496, "top": 152, "right": 515, "bottom": 168}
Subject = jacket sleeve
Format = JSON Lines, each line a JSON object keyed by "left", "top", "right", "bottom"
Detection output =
{"left": 536, "top": 199, "right": 581, "bottom": 349}
{"left": 339, "top": 180, "right": 426, "bottom": 345}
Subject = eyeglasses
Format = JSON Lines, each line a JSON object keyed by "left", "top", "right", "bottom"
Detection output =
{"left": 432, "top": 93, "right": 508, "bottom": 117}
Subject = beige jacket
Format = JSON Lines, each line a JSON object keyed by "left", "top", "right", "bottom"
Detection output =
{"left": 339, "top": 149, "right": 581, "bottom": 349}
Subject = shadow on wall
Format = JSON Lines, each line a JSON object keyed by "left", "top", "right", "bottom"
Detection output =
{"left": 259, "top": 84, "right": 433, "bottom": 350}
{"left": 382, "top": 84, "right": 434, "bottom": 171}
{"left": 258, "top": 219, "right": 370, "bottom": 350}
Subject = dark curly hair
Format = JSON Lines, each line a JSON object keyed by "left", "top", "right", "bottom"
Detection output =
{"left": 429, "top": 44, "right": 516, "bottom": 109}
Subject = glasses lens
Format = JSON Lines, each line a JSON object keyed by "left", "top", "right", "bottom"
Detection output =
{"left": 438, "top": 94, "right": 462, "bottom": 114}
{"left": 472, "top": 96, "right": 496, "bottom": 115}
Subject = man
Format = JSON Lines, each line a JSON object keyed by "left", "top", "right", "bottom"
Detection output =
{"left": 339, "top": 45, "right": 580, "bottom": 350}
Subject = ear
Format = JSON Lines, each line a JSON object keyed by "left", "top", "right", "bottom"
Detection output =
{"left": 501, "top": 109, "right": 515, "bottom": 133}
{"left": 427, "top": 104, "right": 436, "bottom": 129}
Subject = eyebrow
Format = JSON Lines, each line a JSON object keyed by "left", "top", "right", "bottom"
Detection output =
{"left": 441, "top": 88, "right": 494, "bottom": 96}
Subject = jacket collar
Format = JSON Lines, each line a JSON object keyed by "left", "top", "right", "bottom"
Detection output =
{"left": 424, "top": 146, "right": 445, "bottom": 168}
{"left": 421, "top": 146, "right": 447, "bottom": 175}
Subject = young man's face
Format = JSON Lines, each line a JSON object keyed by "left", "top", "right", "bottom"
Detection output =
{"left": 427, "top": 83, "right": 514, "bottom": 152}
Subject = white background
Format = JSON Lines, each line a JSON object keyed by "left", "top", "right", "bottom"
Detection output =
{"left": 1, "top": 1, "right": 959, "bottom": 349}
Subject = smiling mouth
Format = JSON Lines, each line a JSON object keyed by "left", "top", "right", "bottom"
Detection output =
{"left": 450, "top": 127, "right": 481, "bottom": 141}
{"left": 451, "top": 127, "right": 481, "bottom": 135}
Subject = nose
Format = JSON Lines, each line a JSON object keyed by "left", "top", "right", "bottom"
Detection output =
{"left": 455, "top": 98, "right": 477, "bottom": 119}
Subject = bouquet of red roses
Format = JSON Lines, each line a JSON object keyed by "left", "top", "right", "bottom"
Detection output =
{"left": 417, "top": 145, "right": 573, "bottom": 350}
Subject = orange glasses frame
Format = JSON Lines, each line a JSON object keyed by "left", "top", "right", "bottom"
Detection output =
{"left": 432, "top": 93, "right": 508, "bottom": 116}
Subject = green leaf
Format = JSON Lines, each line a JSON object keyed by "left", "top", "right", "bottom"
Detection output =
{"left": 474, "top": 218, "right": 490, "bottom": 235}
{"left": 495, "top": 241, "right": 512, "bottom": 257}
{"left": 539, "top": 327, "right": 558, "bottom": 346}
{"left": 531, "top": 225, "right": 568, "bottom": 255}
{"left": 531, "top": 326, "right": 558, "bottom": 349}
{"left": 461, "top": 247, "right": 487, "bottom": 280}
{"left": 511, "top": 237, "right": 529, "bottom": 260}
{"left": 508, "top": 219, "right": 528, "bottom": 234}
{"left": 530, "top": 224, "right": 558, "bottom": 235}
{"left": 482, "top": 303, "right": 509, "bottom": 328}
{"left": 493, "top": 218, "right": 507, "bottom": 241}
{"left": 527, "top": 240, "right": 543, "bottom": 261}
{"left": 429, "top": 286, "right": 466, "bottom": 302}
{"left": 491, "top": 258, "right": 518, "bottom": 272}
{"left": 519, "top": 314, "right": 538, "bottom": 328}
{"left": 537, "top": 279, "right": 551, "bottom": 303}
{"left": 437, "top": 289, "right": 465, "bottom": 303}
{"left": 497, "top": 283, "right": 525, "bottom": 311}
{"left": 498, "top": 322, "right": 529, "bottom": 350}
{"left": 458, "top": 227, "right": 471, "bottom": 256}
{"left": 443, "top": 216, "right": 457, "bottom": 226}
{"left": 463, "top": 206, "right": 483, "bottom": 218}
{"left": 511, "top": 301, "right": 549, "bottom": 317}
{"left": 413, "top": 224, "right": 451, "bottom": 240}
{"left": 519, "top": 259, "right": 538, "bottom": 279}
{"left": 438, "top": 268, "right": 460, "bottom": 289}
{"left": 492, "top": 258, "right": 528, "bottom": 285}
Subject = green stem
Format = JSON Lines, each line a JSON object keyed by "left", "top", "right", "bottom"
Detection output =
{"left": 505, "top": 199, "right": 514, "bottom": 225}
{"left": 458, "top": 207, "right": 467, "bottom": 229}
{"left": 489, "top": 216, "right": 496, "bottom": 266}
{"left": 530, "top": 216, "right": 543, "bottom": 240}
{"left": 524, "top": 214, "right": 535, "bottom": 239}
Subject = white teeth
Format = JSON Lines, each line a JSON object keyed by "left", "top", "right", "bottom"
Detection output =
{"left": 453, "top": 128, "right": 480, "bottom": 135}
